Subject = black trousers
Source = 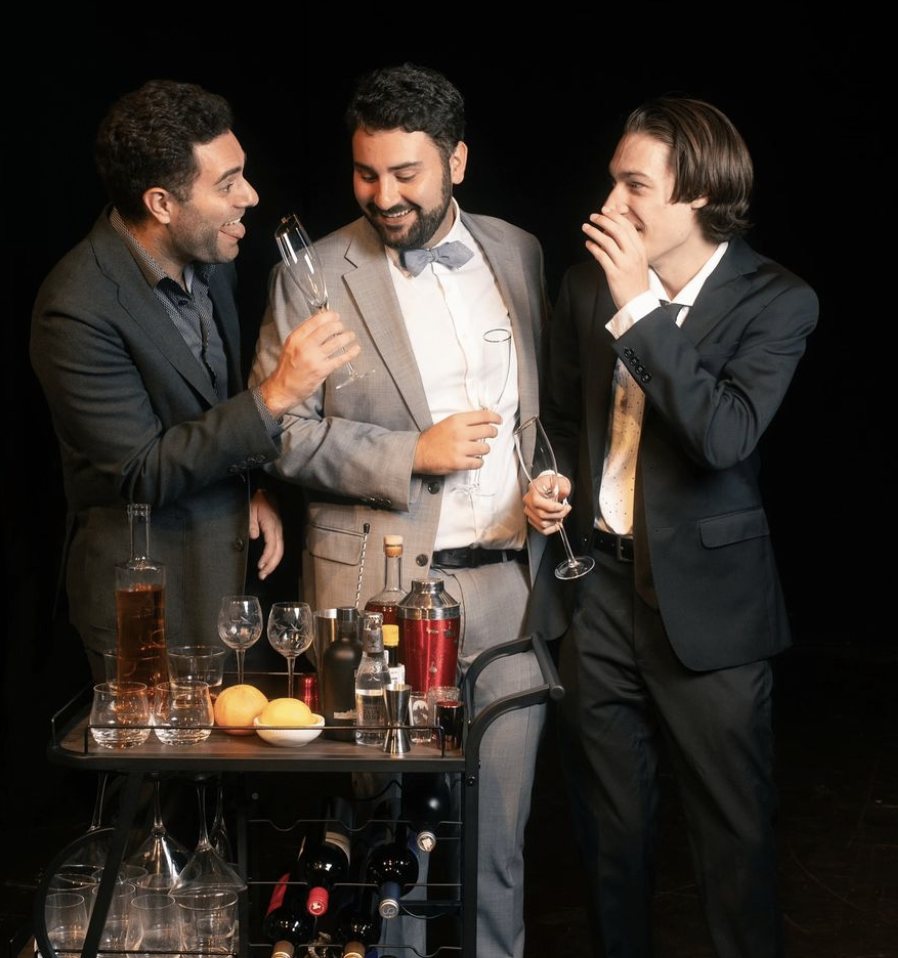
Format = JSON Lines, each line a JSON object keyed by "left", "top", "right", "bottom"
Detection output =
{"left": 558, "top": 546, "right": 783, "bottom": 958}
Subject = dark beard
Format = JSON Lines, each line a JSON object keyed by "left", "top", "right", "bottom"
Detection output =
{"left": 364, "top": 168, "right": 453, "bottom": 251}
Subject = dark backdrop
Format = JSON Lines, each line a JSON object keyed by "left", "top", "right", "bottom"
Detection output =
{"left": 3, "top": 12, "right": 887, "bottom": 871}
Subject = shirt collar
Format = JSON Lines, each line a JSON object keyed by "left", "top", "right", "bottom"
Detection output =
{"left": 386, "top": 198, "right": 467, "bottom": 273}
{"left": 648, "top": 241, "right": 728, "bottom": 307}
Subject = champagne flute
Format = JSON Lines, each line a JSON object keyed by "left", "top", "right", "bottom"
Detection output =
{"left": 217, "top": 595, "right": 263, "bottom": 685}
{"left": 275, "top": 213, "right": 374, "bottom": 389}
{"left": 513, "top": 416, "right": 595, "bottom": 580}
{"left": 469, "top": 327, "right": 513, "bottom": 494}
{"left": 267, "top": 601, "right": 314, "bottom": 698}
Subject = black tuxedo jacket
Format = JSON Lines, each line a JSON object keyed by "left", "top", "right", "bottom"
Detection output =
{"left": 537, "top": 237, "right": 818, "bottom": 671}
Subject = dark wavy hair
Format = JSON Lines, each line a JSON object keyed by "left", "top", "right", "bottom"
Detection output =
{"left": 95, "top": 79, "right": 234, "bottom": 223}
{"left": 624, "top": 96, "right": 753, "bottom": 242}
{"left": 346, "top": 63, "right": 465, "bottom": 160}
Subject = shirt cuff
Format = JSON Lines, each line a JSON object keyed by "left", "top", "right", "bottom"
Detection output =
{"left": 251, "top": 385, "right": 284, "bottom": 439}
{"left": 605, "top": 291, "right": 661, "bottom": 340}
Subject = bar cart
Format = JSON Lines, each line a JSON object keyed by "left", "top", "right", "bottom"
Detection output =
{"left": 34, "top": 633, "right": 563, "bottom": 957}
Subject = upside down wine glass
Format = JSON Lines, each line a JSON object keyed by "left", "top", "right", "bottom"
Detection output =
{"left": 513, "top": 416, "right": 595, "bottom": 580}
{"left": 275, "top": 213, "right": 374, "bottom": 389}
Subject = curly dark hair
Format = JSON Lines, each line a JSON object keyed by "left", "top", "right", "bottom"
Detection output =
{"left": 95, "top": 79, "right": 234, "bottom": 222}
{"left": 346, "top": 63, "right": 465, "bottom": 160}
{"left": 624, "top": 96, "right": 753, "bottom": 242}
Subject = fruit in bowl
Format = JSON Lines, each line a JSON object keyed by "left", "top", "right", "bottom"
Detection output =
{"left": 254, "top": 697, "right": 325, "bottom": 747}
{"left": 213, "top": 684, "right": 268, "bottom": 736}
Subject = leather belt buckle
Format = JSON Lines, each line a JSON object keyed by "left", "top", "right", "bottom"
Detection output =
{"left": 591, "top": 528, "right": 634, "bottom": 563}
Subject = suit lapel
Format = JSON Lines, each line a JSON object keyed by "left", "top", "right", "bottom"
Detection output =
{"left": 464, "top": 213, "right": 540, "bottom": 427}
{"left": 341, "top": 222, "right": 434, "bottom": 431}
{"left": 92, "top": 212, "right": 220, "bottom": 406}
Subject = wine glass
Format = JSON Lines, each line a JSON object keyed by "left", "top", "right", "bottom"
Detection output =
{"left": 217, "top": 595, "right": 263, "bottom": 685}
{"left": 170, "top": 777, "right": 246, "bottom": 896}
{"left": 468, "top": 327, "right": 513, "bottom": 494}
{"left": 513, "top": 416, "right": 595, "bottom": 580}
{"left": 276, "top": 213, "right": 374, "bottom": 389}
{"left": 267, "top": 601, "right": 314, "bottom": 698}
{"left": 126, "top": 776, "right": 190, "bottom": 884}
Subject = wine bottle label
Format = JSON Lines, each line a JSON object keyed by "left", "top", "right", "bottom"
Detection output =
{"left": 266, "top": 872, "right": 291, "bottom": 914}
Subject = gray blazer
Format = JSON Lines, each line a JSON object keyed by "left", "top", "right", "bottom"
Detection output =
{"left": 252, "top": 213, "right": 549, "bottom": 616}
{"left": 31, "top": 210, "right": 281, "bottom": 662}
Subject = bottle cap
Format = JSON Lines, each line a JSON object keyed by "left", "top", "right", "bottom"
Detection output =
{"left": 307, "top": 885, "right": 329, "bottom": 916}
{"left": 416, "top": 829, "right": 437, "bottom": 853}
{"left": 384, "top": 534, "right": 403, "bottom": 545}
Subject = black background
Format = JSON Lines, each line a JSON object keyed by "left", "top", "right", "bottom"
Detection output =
{"left": 3, "top": 10, "right": 889, "bottom": 886}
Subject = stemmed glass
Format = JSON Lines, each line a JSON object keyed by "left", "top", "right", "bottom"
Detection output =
{"left": 217, "top": 595, "right": 263, "bottom": 685}
{"left": 513, "top": 415, "right": 595, "bottom": 580}
{"left": 267, "top": 601, "right": 314, "bottom": 698}
{"left": 169, "top": 777, "right": 246, "bottom": 896}
{"left": 126, "top": 776, "right": 190, "bottom": 884}
{"left": 467, "top": 327, "right": 513, "bottom": 495}
{"left": 275, "top": 213, "right": 374, "bottom": 389}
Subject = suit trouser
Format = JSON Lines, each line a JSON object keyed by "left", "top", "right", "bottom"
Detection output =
{"left": 439, "top": 559, "right": 545, "bottom": 958}
{"left": 558, "top": 546, "right": 782, "bottom": 958}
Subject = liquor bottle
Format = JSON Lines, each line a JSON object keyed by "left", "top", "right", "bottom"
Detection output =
{"left": 366, "top": 823, "right": 420, "bottom": 919}
{"left": 402, "top": 773, "right": 451, "bottom": 854}
{"left": 354, "top": 613, "right": 390, "bottom": 747}
{"left": 336, "top": 886, "right": 381, "bottom": 958}
{"left": 364, "top": 535, "right": 405, "bottom": 626}
{"left": 382, "top": 624, "right": 405, "bottom": 686}
{"left": 302, "top": 796, "right": 353, "bottom": 917}
{"left": 322, "top": 607, "right": 361, "bottom": 742}
{"left": 115, "top": 503, "right": 166, "bottom": 691}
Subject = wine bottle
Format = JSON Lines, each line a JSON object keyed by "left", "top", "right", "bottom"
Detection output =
{"left": 302, "top": 796, "right": 353, "bottom": 917}
{"left": 322, "top": 607, "right": 361, "bottom": 742}
{"left": 354, "top": 613, "right": 390, "bottom": 747}
{"left": 364, "top": 534, "right": 405, "bottom": 626}
{"left": 382, "top": 624, "right": 405, "bottom": 686}
{"left": 262, "top": 852, "right": 315, "bottom": 957}
{"left": 402, "top": 773, "right": 451, "bottom": 853}
{"left": 336, "top": 886, "right": 381, "bottom": 958}
{"left": 366, "top": 823, "right": 420, "bottom": 919}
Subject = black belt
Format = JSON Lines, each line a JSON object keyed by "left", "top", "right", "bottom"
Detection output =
{"left": 591, "top": 528, "right": 634, "bottom": 563}
{"left": 432, "top": 546, "right": 527, "bottom": 569}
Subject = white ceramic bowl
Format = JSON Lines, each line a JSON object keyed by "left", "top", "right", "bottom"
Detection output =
{"left": 253, "top": 714, "right": 325, "bottom": 747}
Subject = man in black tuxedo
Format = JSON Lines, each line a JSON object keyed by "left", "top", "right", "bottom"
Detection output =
{"left": 525, "top": 97, "right": 817, "bottom": 957}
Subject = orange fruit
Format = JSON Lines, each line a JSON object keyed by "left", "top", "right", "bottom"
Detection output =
{"left": 258, "top": 698, "right": 314, "bottom": 727}
{"left": 213, "top": 684, "right": 268, "bottom": 735}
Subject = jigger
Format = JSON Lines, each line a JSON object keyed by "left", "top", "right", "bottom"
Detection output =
{"left": 383, "top": 683, "right": 412, "bottom": 755}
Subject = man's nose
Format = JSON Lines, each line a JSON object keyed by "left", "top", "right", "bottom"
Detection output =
{"left": 240, "top": 178, "right": 260, "bottom": 209}
{"left": 374, "top": 178, "right": 400, "bottom": 210}
{"left": 603, "top": 182, "right": 624, "bottom": 211}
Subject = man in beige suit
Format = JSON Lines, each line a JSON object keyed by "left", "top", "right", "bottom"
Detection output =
{"left": 252, "top": 64, "right": 548, "bottom": 958}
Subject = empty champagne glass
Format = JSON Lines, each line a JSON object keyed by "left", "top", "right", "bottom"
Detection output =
{"left": 276, "top": 213, "right": 374, "bottom": 389}
{"left": 267, "top": 601, "right": 314, "bottom": 698}
{"left": 217, "top": 594, "right": 263, "bottom": 685}
{"left": 467, "top": 326, "right": 513, "bottom": 495}
{"left": 513, "top": 415, "right": 595, "bottom": 580}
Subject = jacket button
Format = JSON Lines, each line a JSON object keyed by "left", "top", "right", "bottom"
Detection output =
{"left": 624, "top": 347, "right": 634, "bottom": 357}
{"left": 635, "top": 364, "right": 645, "bottom": 374}
{"left": 416, "top": 554, "right": 428, "bottom": 566}
{"left": 641, "top": 373, "right": 652, "bottom": 383}
{"left": 233, "top": 538, "right": 246, "bottom": 551}
{"left": 427, "top": 481, "right": 440, "bottom": 494}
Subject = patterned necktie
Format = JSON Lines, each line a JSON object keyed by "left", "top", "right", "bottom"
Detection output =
{"left": 599, "top": 301, "right": 683, "bottom": 534}
{"left": 400, "top": 240, "right": 474, "bottom": 277}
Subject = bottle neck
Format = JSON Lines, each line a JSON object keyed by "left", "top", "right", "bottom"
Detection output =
{"left": 127, "top": 503, "right": 152, "bottom": 562}
{"left": 383, "top": 549, "right": 402, "bottom": 592}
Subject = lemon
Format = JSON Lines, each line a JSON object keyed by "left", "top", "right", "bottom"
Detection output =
{"left": 213, "top": 684, "right": 268, "bottom": 736}
{"left": 258, "top": 697, "right": 314, "bottom": 727}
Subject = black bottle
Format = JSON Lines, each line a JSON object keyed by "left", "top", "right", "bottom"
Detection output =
{"left": 402, "top": 773, "right": 451, "bottom": 853}
{"left": 301, "top": 796, "right": 353, "bottom": 917}
{"left": 322, "top": 607, "right": 361, "bottom": 741}
{"left": 366, "top": 823, "right": 420, "bottom": 919}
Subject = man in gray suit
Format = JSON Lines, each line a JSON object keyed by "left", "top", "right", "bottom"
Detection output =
{"left": 252, "top": 64, "right": 548, "bottom": 958}
{"left": 31, "top": 80, "right": 358, "bottom": 678}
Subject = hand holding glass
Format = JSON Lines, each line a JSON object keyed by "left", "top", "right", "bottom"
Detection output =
{"left": 217, "top": 595, "right": 262, "bottom": 684}
{"left": 267, "top": 601, "right": 314, "bottom": 698}
{"left": 514, "top": 416, "right": 595, "bottom": 580}
{"left": 276, "top": 213, "right": 374, "bottom": 389}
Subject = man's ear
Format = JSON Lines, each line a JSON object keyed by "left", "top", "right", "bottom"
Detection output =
{"left": 449, "top": 141, "right": 468, "bottom": 186}
{"left": 142, "top": 186, "right": 178, "bottom": 225}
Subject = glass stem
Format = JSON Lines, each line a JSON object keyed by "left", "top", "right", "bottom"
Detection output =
{"left": 236, "top": 648, "right": 245, "bottom": 686}
{"left": 287, "top": 657, "right": 295, "bottom": 699}
{"left": 556, "top": 523, "right": 579, "bottom": 567}
{"left": 195, "top": 781, "right": 211, "bottom": 850}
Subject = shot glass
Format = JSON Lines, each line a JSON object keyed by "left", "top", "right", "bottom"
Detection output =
{"left": 409, "top": 691, "right": 432, "bottom": 744}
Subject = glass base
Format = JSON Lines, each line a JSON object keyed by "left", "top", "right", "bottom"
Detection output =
{"left": 334, "top": 366, "right": 377, "bottom": 390}
{"left": 555, "top": 555, "right": 595, "bottom": 580}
